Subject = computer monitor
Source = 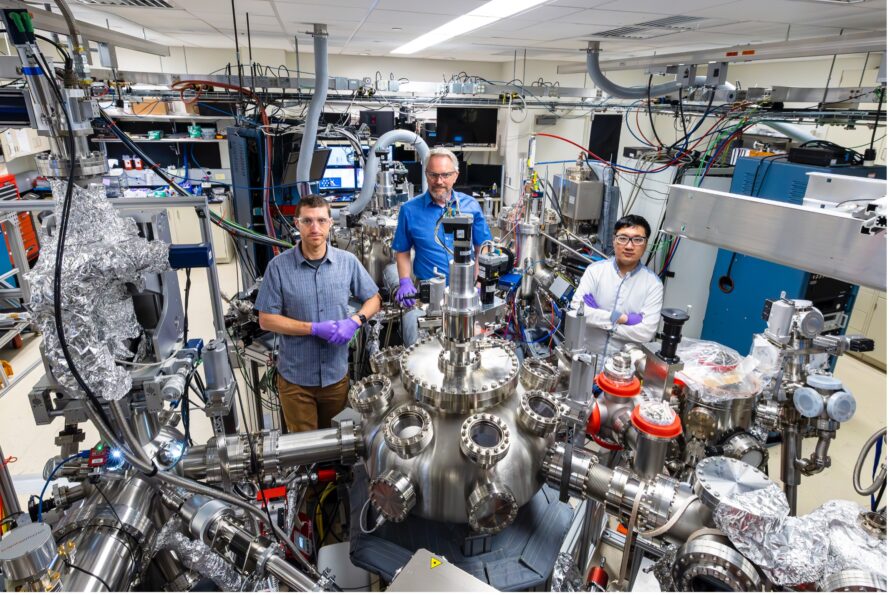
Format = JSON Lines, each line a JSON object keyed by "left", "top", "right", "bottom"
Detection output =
{"left": 320, "top": 112, "right": 349, "bottom": 127}
{"left": 467, "top": 164, "right": 503, "bottom": 189}
{"left": 318, "top": 168, "right": 364, "bottom": 191}
{"left": 282, "top": 147, "right": 331, "bottom": 184}
{"left": 435, "top": 107, "right": 498, "bottom": 145}
{"left": 359, "top": 110, "right": 395, "bottom": 137}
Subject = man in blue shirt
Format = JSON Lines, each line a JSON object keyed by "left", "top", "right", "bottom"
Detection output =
{"left": 256, "top": 195, "right": 381, "bottom": 432}
{"left": 391, "top": 147, "right": 492, "bottom": 344}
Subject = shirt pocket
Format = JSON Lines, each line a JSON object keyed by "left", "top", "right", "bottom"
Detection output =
{"left": 320, "top": 270, "right": 351, "bottom": 320}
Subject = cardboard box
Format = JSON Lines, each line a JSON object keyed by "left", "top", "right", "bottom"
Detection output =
{"left": 131, "top": 98, "right": 169, "bottom": 116}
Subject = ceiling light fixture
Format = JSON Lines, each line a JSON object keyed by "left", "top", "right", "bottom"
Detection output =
{"left": 392, "top": 0, "right": 550, "bottom": 55}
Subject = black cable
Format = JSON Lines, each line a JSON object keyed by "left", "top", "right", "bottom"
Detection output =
{"left": 873, "top": 482, "right": 886, "bottom": 512}
{"left": 64, "top": 560, "right": 112, "bottom": 591}
{"left": 646, "top": 75, "right": 666, "bottom": 150}
{"left": 34, "top": 49, "right": 118, "bottom": 437}
{"left": 183, "top": 268, "right": 192, "bottom": 343}
{"left": 676, "top": 88, "right": 689, "bottom": 149}
{"left": 33, "top": 34, "right": 70, "bottom": 66}
{"left": 870, "top": 87, "right": 884, "bottom": 151}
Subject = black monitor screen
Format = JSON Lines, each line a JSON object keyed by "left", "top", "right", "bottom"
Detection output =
{"left": 320, "top": 112, "right": 349, "bottom": 127}
{"left": 435, "top": 108, "right": 498, "bottom": 145}
{"left": 467, "top": 164, "right": 503, "bottom": 188}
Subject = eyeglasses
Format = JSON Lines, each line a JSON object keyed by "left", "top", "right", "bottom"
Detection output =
{"left": 426, "top": 171, "right": 457, "bottom": 181}
{"left": 615, "top": 235, "right": 648, "bottom": 246}
{"left": 297, "top": 217, "right": 332, "bottom": 228}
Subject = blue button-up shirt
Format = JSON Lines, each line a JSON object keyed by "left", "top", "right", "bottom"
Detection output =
{"left": 391, "top": 190, "right": 492, "bottom": 282}
{"left": 255, "top": 243, "right": 378, "bottom": 387}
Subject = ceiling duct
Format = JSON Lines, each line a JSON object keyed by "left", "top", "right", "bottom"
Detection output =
{"left": 592, "top": 15, "right": 705, "bottom": 40}
{"left": 72, "top": 0, "right": 175, "bottom": 7}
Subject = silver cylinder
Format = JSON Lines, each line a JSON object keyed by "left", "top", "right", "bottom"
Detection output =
{"left": 276, "top": 427, "right": 344, "bottom": 468}
{"left": 633, "top": 433, "right": 672, "bottom": 480}
{"left": 427, "top": 276, "right": 446, "bottom": 315}
{"left": 62, "top": 528, "right": 138, "bottom": 592}
{"left": 203, "top": 340, "right": 231, "bottom": 391}
{"left": 568, "top": 353, "right": 596, "bottom": 404}
{"left": 0, "top": 443, "right": 20, "bottom": 516}
{"left": 0, "top": 523, "right": 56, "bottom": 584}
{"left": 265, "top": 554, "right": 318, "bottom": 591}
{"left": 562, "top": 308, "right": 586, "bottom": 353}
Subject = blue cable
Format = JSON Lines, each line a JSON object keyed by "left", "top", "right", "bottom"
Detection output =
{"left": 37, "top": 451, "right": 89, "bottom": 522}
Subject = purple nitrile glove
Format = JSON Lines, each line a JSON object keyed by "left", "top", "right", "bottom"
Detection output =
{"left": 582, "top": 293, "right": 599, "bottom": 309}
{"left": 395, "top": 277, "right": 417, "bottom": 308}
{"left": 625, "top": 312, "right": 644, "bottom": 326}
{"left": 330, "top": 317, "right": 360, "bottom": 345}
{"left": 310, "top": 320, "right": 339, "bottom": 342}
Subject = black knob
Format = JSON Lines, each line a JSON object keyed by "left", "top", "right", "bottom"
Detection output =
{"left": 659, "top": 308, "right": 689, "bottom": 363}
{"left": 848, "top": 336, "right": 875, "bottom": 353}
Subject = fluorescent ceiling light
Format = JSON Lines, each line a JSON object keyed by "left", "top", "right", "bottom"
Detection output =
{"left": 392, "top": 0, "right": 550, "bottom": 55}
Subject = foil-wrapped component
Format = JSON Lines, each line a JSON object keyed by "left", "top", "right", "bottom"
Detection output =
{"left": 638, "top": 400, "right": 675, "bottom": 425}
{"left": 714, "top": 483, "right": 829, "bottom": 585}
{"left": 550, "top": 552, "right": 582, "bottom": 591}
{"left": 26, "top": 181, "right": 170, "bottom": 401}
{"left": 675, "top": 339, "right": 761, "bottom": 403}
{"left": 153, "top": 517, "right": 244, "bottom": 591}
{"left": 809, "top": 500, "right": 887, "bottom": 579}
{"left": 715, "top": 487, "right": 884, "bottom": 585}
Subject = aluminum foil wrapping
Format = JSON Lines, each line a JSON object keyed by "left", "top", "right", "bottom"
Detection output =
{"left": 153, "top": 517, "right": 244, "bottom": 591}
{"left": 26, "top": 181, "right": 170, "bottom": 401}
{"left": 715, "top": 483, "right": 831, "bottom": 585}
{"left": 550, "top": 552, "right": 582, "bottom": 591}
{"left": 749, "top": 335, "right": 785, "bottom": 400}
{"left": 675, "top": 339, "right": 761, "bottom": 403}
{"left": 808, "top": 500, "right": 887, "bottom": 579}
{"left": 638, "top": 400, "right": 675, "bottom": 425}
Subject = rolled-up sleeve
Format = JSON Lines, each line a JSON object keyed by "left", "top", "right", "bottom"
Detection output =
{"left": 351, "top": 256, "right": 379, "bottom": 302}
{"left": 255, "top": 261, "right": 283, "bottom": 315}
{"left": 392, "top": 205, "right": 413, "bottom": 253}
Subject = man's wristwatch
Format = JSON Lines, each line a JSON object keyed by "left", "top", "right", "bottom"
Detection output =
{"left": 355, "top": 313, "right": 368, "bottom": 325}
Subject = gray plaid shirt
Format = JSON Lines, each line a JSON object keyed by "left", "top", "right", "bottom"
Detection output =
{"left": 255, "top": 243, "right": 378, "bottom": 387}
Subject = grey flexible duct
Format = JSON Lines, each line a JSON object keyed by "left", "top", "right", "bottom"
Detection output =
{"left": 760, "top": 121, "right": 820, "bottom": 143}
{"left": 296, "top": 24, "right": 328, "bottom": 196}
{"left": 585, "top": 41, "right": 734, "bottom": 99}
{"left": 346, "top": 129, "right": 430, "bottom": 216}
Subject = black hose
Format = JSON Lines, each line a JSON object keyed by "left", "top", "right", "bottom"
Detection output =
{"left": 647, "top": 75, "right": 666, "bottom": 150}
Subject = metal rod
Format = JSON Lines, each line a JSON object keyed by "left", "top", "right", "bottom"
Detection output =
{"left": 197, "top": 203, "right": 228, "bottom": 339}
{"left": 0, "top": 442, "right": 21, "bottom": 515}
{"left": 541, "top": 231, "right": 602, "bottom": 262}
{"left": 563, "top": 228, "right": 608, "bottom": 258}
{"left": 230, "top": 0, "right": 244, "bottom": 96}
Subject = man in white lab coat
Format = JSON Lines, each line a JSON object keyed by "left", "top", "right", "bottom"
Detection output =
{"left": 570, "top": 215, "right": 664, "bottom": 365}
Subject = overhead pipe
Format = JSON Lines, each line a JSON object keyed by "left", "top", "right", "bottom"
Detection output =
{"left": 585, "top": 41, "right": 734, "bottom": 100}
{"left": 760, "top": 120, "right": 820, "bottom": 144}
{"left": 296, "top": 24, "right": 329, "bottom": 197}
{"left": 346, "top": 129, "right": 430, "bottom": 216}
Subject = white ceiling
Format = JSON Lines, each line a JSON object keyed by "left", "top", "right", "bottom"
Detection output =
{"left": 59, "top": 0, "right": 887, "bottom": 63}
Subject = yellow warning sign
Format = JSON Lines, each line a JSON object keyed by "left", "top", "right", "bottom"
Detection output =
{"left": 430, "top": 557, "right": 442, "bottom": 569}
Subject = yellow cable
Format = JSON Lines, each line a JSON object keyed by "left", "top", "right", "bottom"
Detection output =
{"left": 314, "top": 483, "right": 336, "bottom": 544}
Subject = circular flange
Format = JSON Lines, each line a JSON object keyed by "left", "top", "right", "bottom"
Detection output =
{"left": 518, "top": 390, "right": 561, "bottom": 438}
{"left": 693, "top": 456, "right": 772, "bottom": 511}
{"left": 460, "top": 413, "right": 511, "bottom": 468}
{"left": 382, "top": 404, "right": 433, "bottom": 459}
{"left": 400, "top": 336, "right": 519, "bottom": 414}
{"left": 370, "top": 346, "right": 404, "bottom": 376}
{"left": 348, "top": 374, "right": 393, "bottom": 415}
{"left": 519, "top": 358, "right": 559, "bottom": 392}
{"left": 672, "top": 534, "right": 765, "bottom": 591}
{"left": 369, "top": 469, "right": 416, "bottom": 523}
{"left": 721, "top": 432, "right": 768, "bottom": 469}
{"left": 820, "top": 569, "right": 887, "bottom": 592}
{"left": 467, "top": 482, "right": 518, "bottom": 534}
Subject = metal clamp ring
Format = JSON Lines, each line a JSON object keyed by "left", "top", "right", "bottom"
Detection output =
{"left": 348, "top": 374, "right": 393, "bottom": 415}
{"left": 460, "top": 413, "right": 511, "bottom": 469}
{"left": 518, "top": 390, "right": 561, "bottom": 438}
{"left": 519, "top": 358, "right": 559, "bottom": 391}
{"left": 382, "top": 405, "right": 434, "bottom": 459}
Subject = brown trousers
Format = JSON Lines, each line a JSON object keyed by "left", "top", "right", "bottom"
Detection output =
{"left": 277, "top": 374, "right": 349, "bottom": 433}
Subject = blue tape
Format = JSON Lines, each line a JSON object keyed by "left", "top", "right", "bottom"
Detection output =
{"left": 21, "top": 66, "right": 43, "bottom": 76}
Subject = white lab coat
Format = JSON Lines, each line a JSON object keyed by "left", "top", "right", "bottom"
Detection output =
{"left": 569, "top": 258, "right": 664, "bottom": 364}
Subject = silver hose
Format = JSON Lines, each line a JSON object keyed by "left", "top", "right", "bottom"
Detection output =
{"left": 853, "top": 427, "right": 886, "bottom": 496}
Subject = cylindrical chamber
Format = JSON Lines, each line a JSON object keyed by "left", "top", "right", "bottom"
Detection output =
{"left": 562, "top": 308, "right": 586, "bottom": 353}
{"left": 62, "top": 527, "right": 139, "bottom": 592}
{"left": 203, "top": 340, "right": 232, "bottom": 391}
{"left": 630, "top": 402, "right": 682, "bottom": 480}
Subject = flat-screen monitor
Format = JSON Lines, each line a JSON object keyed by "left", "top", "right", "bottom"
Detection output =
{"left": 319, "top": 168, "right": 363, "bottom": 191}
{"left": 282, "top": 148, "right": 331, "bottom": 184}
{"left": 320, "top": 112, "right": 349, "bottom": 127}
{"left": 435, "top": 107, "right": 498, "bottom": 145}
{"left": 359, "top": 110, "right": 395, "bottom": 137}
{"left": 467, "top": 164, "right": 503, "bottom": 189}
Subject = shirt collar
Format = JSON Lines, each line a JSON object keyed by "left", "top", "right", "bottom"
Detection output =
{"left": 610, "top": 256, "right": 643, "bottom": 277}
{"left": 294, "top": 241, "right": 333, "bottom": 266}
{"left": 423, "top": 190, "right": 455, "bottom": 208}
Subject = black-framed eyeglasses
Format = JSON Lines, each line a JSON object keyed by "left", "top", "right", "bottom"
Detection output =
{"left": 615, "top": 235, "right": 647, "bottom": 246}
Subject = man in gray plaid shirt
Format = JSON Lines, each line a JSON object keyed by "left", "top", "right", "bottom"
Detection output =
{"left": 256, "top": 195, "right": 380, "bottom": 432}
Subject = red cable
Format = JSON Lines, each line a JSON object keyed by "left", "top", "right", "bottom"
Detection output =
{"left": 590, "top": 434, "right": 623, "bottom": 451}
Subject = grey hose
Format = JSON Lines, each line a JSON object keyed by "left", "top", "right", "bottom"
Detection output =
{"left": 853, "top": 427, "right": 886, "bottom": 496}
{"left": 346, "top": 129, "right": 430, "bottom": 216}
{"left": 295, "top": 25, "right": 329, "bottom": 196}
{"left": 585, "top": 41, "right": 735, "bottom": 99}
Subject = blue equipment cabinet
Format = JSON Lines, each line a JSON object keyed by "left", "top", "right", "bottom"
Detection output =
{"left": 701, "top": 156, "right": 885, "bottom": 356}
